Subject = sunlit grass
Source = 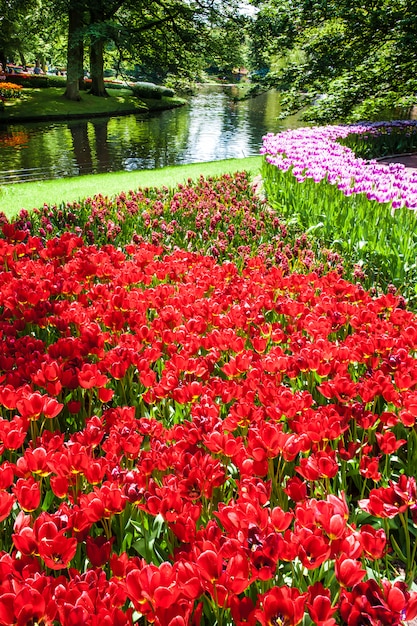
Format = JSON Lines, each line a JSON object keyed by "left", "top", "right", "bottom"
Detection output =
{"left": 0, "top": 87, "right": 185, "bottom": 121}
{"left": 0, "top": 156, "right": 262, "bottom": 217}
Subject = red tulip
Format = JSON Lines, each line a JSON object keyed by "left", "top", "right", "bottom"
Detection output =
{"left": 307, "top": 582, "right": 337, "bottom": 626}
{"left": 335, "top": 555, "right": 366, "bottom": 588}
{"left": 13, "top": 477, "right": 41, "bottom": 512}
{"left": 86, "top": 535, "right": 114, "bottom": 568}
{"left": 254, "top": 586, "right": 307, "bottom": 626}
{"left": 0, "top": 489, "right": 15, "bottom": 522}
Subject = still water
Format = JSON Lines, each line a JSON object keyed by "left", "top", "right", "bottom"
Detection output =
{"left": 0, "top": 86, "right": 301, "bottom": 184}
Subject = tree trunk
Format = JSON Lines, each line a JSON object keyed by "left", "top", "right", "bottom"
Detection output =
{"left": 89, "top": 38, "right": 108, "bottom": 97}
{"left": 0, "top": 50, "right": 7, "bottom": 72}
{"left": 64, "top": 3, "right": 84, "bottom": 101}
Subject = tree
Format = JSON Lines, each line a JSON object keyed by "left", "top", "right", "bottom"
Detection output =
{"left": 64, "top": 0, "right": 86, "bottom": 100}
{"left": 86, "top": 0, "right": 126, "bottom": 97}
{"left": 0, "top": 0, "right": 43, "bottom": 69}
{"left": 1, "top": 0, "right": 247, "bottom": 101}
{"left": 62, "top": 0, "right": 246, "bottom": 100}
{"left": 248, "top": 0, "right": 417, "bottom": 122}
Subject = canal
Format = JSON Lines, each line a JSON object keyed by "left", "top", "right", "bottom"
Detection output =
{"left": 0, "top": 86, "right": 301, "bottom": 184}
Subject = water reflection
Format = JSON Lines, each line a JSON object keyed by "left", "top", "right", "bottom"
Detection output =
{"left": 70, "top": 122, "right": 93, "bottom": 175}
{"left": 0, "top": 87, "right": 301, "bottom": 183}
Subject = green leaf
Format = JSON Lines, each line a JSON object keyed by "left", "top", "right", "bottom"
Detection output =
{"left": 133, "top": 537, "right": 154, "bottom": 558}
{"left": 306, "top": 222, "right": 324, "bottom": 233}
{"left": 41, "top": 487, "right": 56, "bottom": 511}
{"left": 152, "top": 513, "right": 165, "bottom": 537}
{"left": 129, "top": 518, "right": 146, "bottom": 535}
{"left": 390, "top": 534, "right": 407, "bottom": 563}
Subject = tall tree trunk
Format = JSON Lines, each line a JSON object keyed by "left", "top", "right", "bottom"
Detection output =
{"left": 89, "top": 38, "right": 108, "bottom": 97}
{"left": 0, "top": 48, "right": 7, "bottom": 72}
{"left": 64, "top": 2, "right": 84, "bottom": 101}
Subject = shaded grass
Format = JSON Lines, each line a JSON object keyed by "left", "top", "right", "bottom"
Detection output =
{"left": 0, "top": 156, "right": 262, "bottom": 218}
{"left": 0, "top": 87, "right": 185, "bottom": 121}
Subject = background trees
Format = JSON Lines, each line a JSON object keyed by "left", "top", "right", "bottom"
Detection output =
{"left": 0, "top": 0, "right": 247, "bottom": 100}
{"left": 0, "top": 0, "right": 47, "bottom": 69}
{"left": 248, "top": 0, "right": 417, "bottom": 122}
{"left": 2, "top": 0, "right": 415, "bottom": 122}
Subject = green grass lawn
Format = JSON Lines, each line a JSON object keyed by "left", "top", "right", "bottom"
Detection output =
{"left": 0, "top": 157, "right": 262, "bottom": 219}
{"left": 0, "top": 87, "right": 185, "bottom": 121}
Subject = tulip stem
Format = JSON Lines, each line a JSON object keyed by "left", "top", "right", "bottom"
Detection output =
{"left": 398, "top": 511, "right": 412, "bottom": 584}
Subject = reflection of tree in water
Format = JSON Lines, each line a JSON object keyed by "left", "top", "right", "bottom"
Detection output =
{"left": 91, "top": 119, "right": 111, "bottom": 173}
{"left": 69, "top": 122, "right": 93, "bottom": 175}
{"left": 107, "top": 108, "right": 191, "bottom": 170}
{"left": 69, "top": 119, "right": 112, "bottom": 174}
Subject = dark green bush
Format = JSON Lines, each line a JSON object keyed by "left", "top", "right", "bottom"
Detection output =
{"left": 46, "top": 75, "right": 67, "bottom": 88}
{"left": 6, "top": 74, "right": 50, "bottom": 88}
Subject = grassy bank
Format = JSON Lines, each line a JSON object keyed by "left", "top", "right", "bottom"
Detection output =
{"left": 0, "top": 87, "right": 186, "bottom": 122}
{"left": 0, "top": 156, "right": 262, "bottom": 218}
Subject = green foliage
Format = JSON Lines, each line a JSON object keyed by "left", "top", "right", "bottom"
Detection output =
{"left": 163, "top": 75, "right": 196, "bottom": 94}
{"left": 131, "top": 82, "right": 175, "bottom": 100}
{"left": 249, "top": 0, "right": 417, "bottom": 122}
{"left": 2, "top": 0, "right": 247, "bottom": 103}
{"left": 45, "top": 74, "right": 68, "bottom": 88}
{"left": 348, "top": 93, "right": 416, "bottom": 124}
{"left": 338, "top": 124, "right": 417, "bottom": 159}
{"left": 96, "top": 80, "right": 133, "bottom": 91}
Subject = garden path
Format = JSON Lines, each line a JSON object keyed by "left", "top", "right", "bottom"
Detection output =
{"left": 378, "top": 153, "right": 417, "bottom": 171}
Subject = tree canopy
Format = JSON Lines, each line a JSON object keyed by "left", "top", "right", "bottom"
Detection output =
{"left": 0, "top": 0, "right": 247, "bottom": 100}
{"left": 248, "top": 0, "right": 417, "bottom": 122}
{"left": 3, "top": 0, "right": 415, "bottom": 122}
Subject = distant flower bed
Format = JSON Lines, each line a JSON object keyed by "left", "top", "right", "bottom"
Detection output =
{"left": 0, "top": 82, "right": 23, "bottom": 99}
{"left": 7, "top": 171, "right": 340, "bottom": 275}
{"left": 261, "top": 121, "right": 417, "bottom": 306}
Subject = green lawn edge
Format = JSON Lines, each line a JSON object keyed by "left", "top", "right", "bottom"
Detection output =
{"left": 0, "top": 87, "right": 186, "bottom": 122}
{"left": 0, "top": 156, "right": 263, "bottom": 218}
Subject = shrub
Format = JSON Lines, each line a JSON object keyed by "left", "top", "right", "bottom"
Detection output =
{"left": 131, "top": 81, "right": 175, "bottom": 99}
{"left": 46, "top": 74, "right": 67, "bottom": 88}
{"left": 5, "top": 73, "right": 50, "bottom": 88}
{"left": 102, "top": 81, "right": 133, "bottom": 92}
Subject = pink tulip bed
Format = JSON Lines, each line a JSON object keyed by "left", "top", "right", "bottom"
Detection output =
{"left": 1, "top": 161, "right": 417, "bottom": 625}
{"left": 261, "top": 120, "right": 417, "bottom": 306}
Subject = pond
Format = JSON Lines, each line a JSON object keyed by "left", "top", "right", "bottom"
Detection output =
{"left": 0, "top": 86, "right": 302, "bottom": 184}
